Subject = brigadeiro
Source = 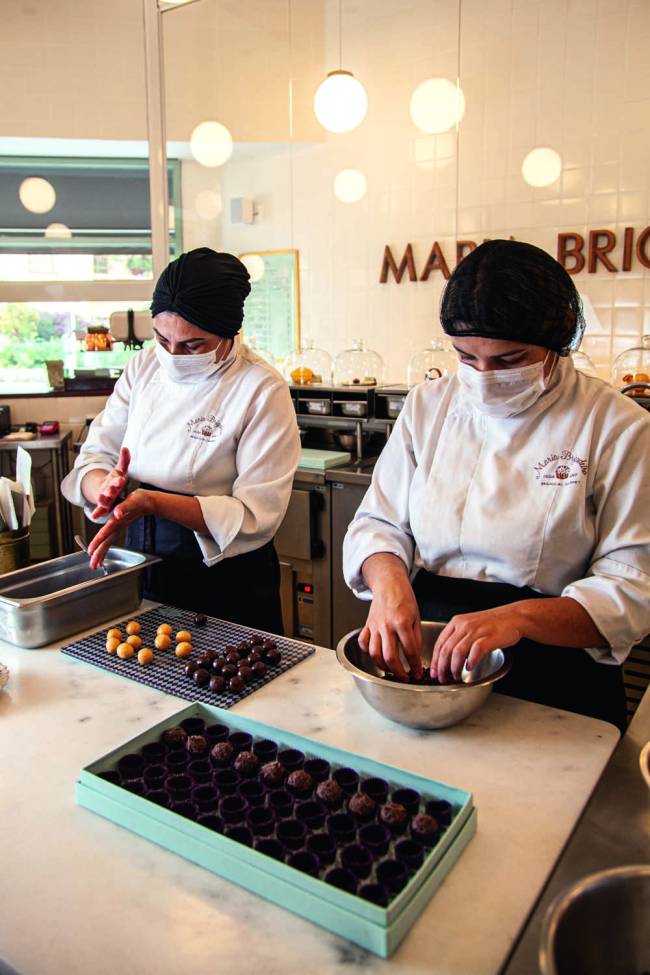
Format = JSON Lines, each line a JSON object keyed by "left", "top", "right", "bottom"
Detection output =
{"left": 209, "top": 675, "right": 225, "bottom": 693}
{"left": 410, "top": 812, "right": 440, "bottom": 846}
{"left": 247, "top": 650, "right": 261, "bottom": 664}
{"left": 210, "top": 741, "right": 235, "bottom": 767}
{"left": 226, "top": 651, "right": 240, "bottom": 665}
{"left": 260, "top": 761, "right": 287, "bottom": 789}
{"left": 287, "top": 769, "right": 314, "bottom": 798}
{"left": 211, "top": 657, "right": 226, "bottom": 674}
{"left": 221, "top": 663, "right": 237, "bottom": 679}
{"left": 193, "top": 668, "right": 210, "bottom": 687}
{"left": 162, "top": 726, "right": 188, "bottom": 748}
{"left": 229, "top": 676, "right": 245, "bottom": 694}
{"left": 186, "top": 734, "right": 208, "bottom": 756}
{"left": 238, "top": 665, "right": 253, "bottom": 684}
{"left": 348, "top": 792, "right": 376, "bottom": 822}
{"left": 252, "top": 661, "right": 268, "bottom": 679}
{"left": 380, "top": 802, "right": 408, "bottom": 834}
{"left": 184, "top": 661, "right": 197, "bottom": 678}
{"left": 233, "top": 751, "right": 259, "bottom": 777}
{"left": 250, "top": 635, "right": 265, "bottom": 647}
{"left": 195, "top": 655, "right": 212, "bottom": 669}
{"left": 315, "top": 779, "right": 344, "bottom": 809}
{"left": 264, "top": 648, "right": 282, "bottom": 666}
{"left": 194, "top": 612, "right": 208, "bottom": 627}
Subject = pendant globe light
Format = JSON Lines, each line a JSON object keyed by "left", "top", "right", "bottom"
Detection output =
{"left": 313, "top": 0, "right": 367, "bottom": 133}
{"left": 521, "top": 11, "right": 562, "bottom": 187}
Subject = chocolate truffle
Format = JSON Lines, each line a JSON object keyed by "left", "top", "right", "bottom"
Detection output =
{"left": 193, "top": 668, "right": 210, "bottom": 687}
{"left": 194, "top": 613, "right": 208, "bottom": 627}
{"left": 380, "top": 802, "right": 408, "bottom": 830}
{"left": 209, "top": 675, "right": 225, "bottom": 693}
{"left": 250, "top": 634, "right": 265, "bottom": 647}
{"left": 186, "top": 735, "right": 208, "bottom": 755}
{"left": 238, "top": 665, "right": 253, "bottom": 684}
{"left": 210, "top": 741, "right": 234, "bottom": 765}
{"left": 221, "top": 663, "right": 237, "bottom": 680}
{"left": 411, "top": 812, "right": 439, "bottom": 843}
{"left": 162, "top": 726, "right": 188, "bottom": 747}
{"left": 348, "top": 792, "right": 376, "bottom": 821}
{"left": 247, "top": 650, "right": 261, "bottom": 664}
{"left": 184, "top": 661, "right": 197, "bottom": 678}
{"left": 252, "top": 661, "right": 268, "bottom": 678}
{"left": 195, "top": 655, "right": 212, "bottom": 670}
{"left": 264, "top": 648, "right": 282, "bottom": 666}
{"left": 233, "top": 750, "right": 259, "bottom": 776}
{"left": 260, "top": 761, "right": 286, "bottom": 788}
{"left": 316, "top": 779, "right": 344, "bottom": 809}
{"left": 226, "top": 651, "right": 240, "bottom": 665}
{"left": 228, "top": 676, "right": 245, "bottom": 694}
{"left": 261, "top": 638, "right": 277, "bottom": 650}
{"left": 211, "top": 656, "right": 226, "bottom": 674}
{"left": 287, "top": 769, "right": 314, "bottom": 798}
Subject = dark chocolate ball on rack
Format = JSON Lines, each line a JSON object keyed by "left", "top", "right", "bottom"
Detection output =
{"left": 221, "top": 663, "right": 237, "bottom": 680}
{"left": 193, "top": 668, "right": 210, "bottom": 688}
{"left": 250, "top": 634, "right": 265, "bottom": 647}
{"left": 209, "top": 675, "right": 225, "bottom": 693}
{"left": 225, "top": 651, "right": 240, "bottom": 665}
{"left": 229, "top": 675, "right": 246, "bottom": 694}
{"left": 246, "top": 650, "right": 262, "bottom": 665}
{"left": 261, "top": 638, "right": 277, "bottom": 651}
{"left": 252, "top": 661, "right": 268, "bottom": 679}
{"left": 238, "top": 665, "right": 254, "bottom": 685}
{"left": 195, "top": 656, "right": 212, "bottom": 671}
{"left": 264, "top": 648, "right": 282, "bottom": 666}
{"left": 211, "top": 656, "right": 226, "bottom": 674}
{"left": 348, "top": 792, "right": 377, "bottom": 821}
{"left": 184, "top": 662, "right": 197, "bottom": 678}
{"left": 193, "top": 613, "right": 208, "bottom": 627}
{"left": 203, "top": 649, "right": 218, "bottom": 662}
{"left": 162, "top": 726, "right": 188, "bottom": 748}
{"left": 260, "top": 761, "right": 287, "bottom": 789}
{"left": 233, "top": 750, "right": 259, "bottom": 777}
{"left": 186, "top": 734, "right": 208, "bottom": 756}
{"left": 237, "top": 640, "right": 253, "bottom": 658}
{"left": 287, "top": 769, "right": 314, "bottom": 799}
{"left": 223, "top": 645, "right": 238, "bottom": 657}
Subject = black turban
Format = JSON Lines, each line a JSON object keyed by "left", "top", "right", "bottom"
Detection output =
{"left": 150, "top": 247, "right": 251, "bottom": 338}
{"left": 440, "top": 240, "right": 585, "bottom": 355}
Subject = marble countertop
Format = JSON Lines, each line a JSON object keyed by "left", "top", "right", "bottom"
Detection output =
{"left": 0, "top": 611, "right": 619, "bottom": 975}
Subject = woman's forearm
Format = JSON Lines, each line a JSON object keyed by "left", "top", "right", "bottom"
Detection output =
{"left": 513, "top": 596, "right": 607, "bottom": 648}
{"left": 80, "top": 468, "right": 110, "bottom": 506}
{"left": 361, "top": 552, "right": 411, "bottom": 593}
{"left": 148, "top": 491, "right": 208, "bottom": 534}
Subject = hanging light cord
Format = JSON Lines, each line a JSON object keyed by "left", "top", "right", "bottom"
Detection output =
{"left": 454, "top": 0, "right": 462, "bottom": 248}
{"left": 339, "top": 0, "right": 343, "bottom": 70}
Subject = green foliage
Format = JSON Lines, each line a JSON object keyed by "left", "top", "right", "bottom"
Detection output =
{"left": 0, "top": 304, "right": 65, "bottom": 368}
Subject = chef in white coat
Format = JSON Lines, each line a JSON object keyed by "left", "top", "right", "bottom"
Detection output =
{"left": 62, "top": 247, "right": 300, "bottom": 633}
{"left": 343, "top": 240, "right": 650, "bottom": 730}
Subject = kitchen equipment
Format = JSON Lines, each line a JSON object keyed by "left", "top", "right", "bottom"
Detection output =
{"left": 640, "top": 740, "right": 650, "bottom": 791}
{"left": 337, "top": 399, "right": 367, "bottom": 417}
{"left": 0, "top": 547, "right": 160, "bottom": 649}
{"left": 74, "top": 533, "right": 108, "bottom": 576}
{"left": 0, "top": 526, "right": 30, "bottom": 574}
{"left": 305, "top": 399, "right": 331, "bottom": 415}
{"left": 611, "top": 334, "right": 650, "bottom": 399}
{"left": 336, "top": 622, "right": 511, "bottom": 729}
{"left": 407, "top": 339, "right": 457, "bottom": 387}
{"left": 39, "top": 420, "right": 60, "bottom": 437}
{"left": 299, "top": 448, "right": 351, "bottom": 471}
{"left": 285, "top": 339, "right": 333, "bottom": 386}
{"left": 77, "top": 700, "right": 476, "bottom": 958}
{"left": 375, "top": 386, "right": 409, "bottom": 419}
{"left": 334, "top": 339, "right": 384, "bottom": 386}
{"left": 0, "top": 405, "right": 11, "bottom": 437}
{"left": 62, "top": 605, "right": 313, "bottom": 706}
{"left": 539, "top": 865, "right": 650, "bottom": 975}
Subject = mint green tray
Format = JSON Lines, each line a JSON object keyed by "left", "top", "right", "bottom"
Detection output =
{"left": 77, "top": 702, "right": 476, "bottom": 957}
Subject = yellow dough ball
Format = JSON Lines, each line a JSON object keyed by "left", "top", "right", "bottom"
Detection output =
{"left": 175, "top": 630, "right": 192, "bottom": 644}
{"left": 155, "top": 634, "right": 172, "bottom": 650}
{"left": 126, "top": 634, "right": 142, "bottom": 649}
{"left": 175, "top": 641, "right": 193, "bottom": 658}
{"left": 126, "top": 621, "right": 141, "bottom": 635}
{"left": 107, "top": 628, "right": 122, "bottom": 642}
{"left": 106, "top": 638, "right": 120, "bottom": 654}
{"left": 157, "top": 623, "right": 173, "bottom": 636}
{"left": 117, "top": 643, "right": 135, "bottom": 660}
{"left": 137, "top": 648, "right": 154, "bottom": 666}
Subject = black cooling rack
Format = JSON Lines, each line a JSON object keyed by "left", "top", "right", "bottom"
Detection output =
{"left": 61, "top": 605, "right": 315, "bottom": 708}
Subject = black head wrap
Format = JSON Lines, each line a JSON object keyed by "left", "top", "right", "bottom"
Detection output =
{"left": 440, "top": 239, "right": 584, "bottom": 355}
{"left": 150, "top": 247, "right": 251, "bottom": 338}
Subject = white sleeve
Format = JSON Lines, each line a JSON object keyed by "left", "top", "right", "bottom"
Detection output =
{"left": 562, "top": 415, "right": 650, "bottom": 664}
{"left": 60, "top": 354, "right": 136, "bottom": 522}
{"left": 194, "top": 380, "right": 300, "bottom": 566}
{"left": 342, "top": 400, "right": 417, "bottom": 599}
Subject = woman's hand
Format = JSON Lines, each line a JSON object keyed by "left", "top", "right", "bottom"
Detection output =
{"left": 358, "top": 553, "right": 422, "bottom": 680}
{"left": 82, "top": 447, "right": 131, "bottom": 520}
{"left": 430, "top": 605, "right": 525, "bottom": 682}
{"left": 86, "top": 488, "right": 153, "bottom": 569}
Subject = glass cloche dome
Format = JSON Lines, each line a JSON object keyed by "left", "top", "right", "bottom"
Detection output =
{"left": 333, "top": 339, "right": 384, "bottom": 386}
{"left": 284, "top": 339, "right": 333, "bottom": 385}
{"left": 570, "top": 349, "right": 598, "bottom": 378}
{"left": 611, "top": 335, "right": 650, "bottom": 397}
{"left": 407, "top": 339, "right": 457, "bottom": 387}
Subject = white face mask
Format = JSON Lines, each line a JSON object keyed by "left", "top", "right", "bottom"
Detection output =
{"left": 458, "top": 353, "right": 554, "bottom": 418}
{"left": 154, "top": 338, "right": 228, "bottom": 384}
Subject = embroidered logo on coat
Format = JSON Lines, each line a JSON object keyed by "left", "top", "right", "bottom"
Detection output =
{"left": 187, "top": 413, "right": 222, "bottom": 442}
{"left": 533, "top": 450, "right": 587, "bottom": 485}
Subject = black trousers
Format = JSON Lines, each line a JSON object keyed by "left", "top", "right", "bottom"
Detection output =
{"left": 126, "top": 506, "right": 284, "bottom": 636}
{"left": 412, "top": 571, "right": 627, "bottom": 733}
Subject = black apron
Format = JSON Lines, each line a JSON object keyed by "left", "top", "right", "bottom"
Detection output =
{"left": 126, "top": 485, "right": 284, "bottom": 635}
{"left": 412, "top": 571, "right": 627, "bottom": 733}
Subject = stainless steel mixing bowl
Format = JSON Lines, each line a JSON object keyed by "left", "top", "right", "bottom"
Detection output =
{"left": 336, "top": 621, "right": 511, "bottom": 730}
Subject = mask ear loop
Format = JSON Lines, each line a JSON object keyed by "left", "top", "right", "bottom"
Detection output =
{"left": 543, "top": 350, "right": 559, "bottom": 387}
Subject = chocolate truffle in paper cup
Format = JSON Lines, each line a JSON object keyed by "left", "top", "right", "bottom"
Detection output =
{"left": 348, "top": 792, "right": 376, "bottom": 822}
{"left": 379, "top": 801, "right": 408, "bottom": 835}
{"left": 315, "top": 778, "right": 344, "bottom": 810}
{"left": 410, "top": 812, "right": 440, "bottom": 846}
{"left": 210, "top": 741, "right": 234, "bottom": 768}
{"left": 162, "top": 726, "right": 188, "bottom": 749}
{"left": 260, "top": 760, "right": 286, "bottom": 789}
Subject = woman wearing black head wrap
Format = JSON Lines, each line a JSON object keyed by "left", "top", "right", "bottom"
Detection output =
{"left": 62, "top": 247, "right": 300, "bottom": 633}
{"left": 343, "top": 240, "right": 650, "bottom": 731}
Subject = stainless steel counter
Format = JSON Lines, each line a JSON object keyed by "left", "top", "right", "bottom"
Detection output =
{"left": 324, "top": 457, "right": 377, "bottom": 487}
{"left": 501, "top": 685, "right": 650, "bottom": 974}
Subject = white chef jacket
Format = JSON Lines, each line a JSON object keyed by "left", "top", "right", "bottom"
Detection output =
{"left": 62, "top": 339, "right": 301, "bottom": 566}
{"left": 343, "top": 356, "right": 650, "bottom": 664}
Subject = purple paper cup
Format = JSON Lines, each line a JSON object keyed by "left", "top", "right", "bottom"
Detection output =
{"left": 359, "top": 883, "right": 389, "bottom": 907}
{"left": 333, "top": 767, "right": 359, "bottom": 795}
{"left": 98, "top": 770, "right": 120, "bottom": 785}
{"left": 141, "top": 741, "right": 166, "bottom": 764}
{"left": 228, "top": 731, "right": 253, "bottom": 755}
{"left": 181, "top": 717, "right": 205, "bottom": 736}
{"left": 165, "top": 773, "right": 193, "bottom": 800}
{"left": 303, "top": 758, "right": 330, "bottom": 782}
{"left": 213, "top": 769, "right": 240, "bottom": 795}
{"left": 187, "top": 759, "right": 212, "bottom": 784}
{"left": 277, "top": 818, "right": 307, "bottom": 851}
{"left": 224, "top": 824, "right": 253, "bottom": 847}
{"left": 145, "top": 788, "right": 170, "bottom": 807}
{"left": 287, "top": 851, "right": 320, "bottom": 877}
{"left": 238, "top": 780, "right": 266, "bottom": 807}
{"left": 192, "top": 784, "right": 219, "bottom": 812}
{"left": 170, "top": 800, "right": 198, "bottom": 820}
{"left": 425, "top": 799, "right": 453, "bottom": 826}
{"left": 326, "top": 813, "right": 356, "bottom": 845}
{"left": 219, "top": 795, "right": 249, "bottom": 825}
{"left": 205, "top": 723, "right": 230, "bottom": 744}
{"left": 252, "top": 739, "right": 278, "bottom": 762}
{"left": 341, "top": 843, "right": 373, "bottom": 879}
{"left": 143, "top": 764, "right": 167, "bottom": 788}
{"left": 196, "top": 812, "right": 223, "bottom": 832}
{"left": 361, "top": 777, "right": 389, "bottom": 804}
{"left": 394, "top": 839, "right": 425, "bottom": 872}
{"left": 324, "top": 867, "right": 358, "bottom": 895}
{"left": 166, "top": 750, "right": 189, "bottom": 771}
{"left": 118, "top": 753, "right": 145, "bottom": 780}
{"left": 376, "top": 859, "right": 408, "bottom": 894}
{"left": 247, "top": 806, "right": 275, "bottom": 837}
{"left": 358, "top": 823, "right": 392, "bottom": 857}
{"left": 254, "top": 838, "right": 285, "bottom": 861}
{"left": 391, "top": 788, "right": 421, "bottom": 817}
{"left": 122, "top": 778, "right": 146, "bottom": 796}
{"left": 277, "top": 748, "right": 304, "bottom": 772}
{"left": 306, "top": 832, "right": 337, "bottom": 866}
{"left": 268, "top": 789, "right": 293, "bottom": 817}
{"left": 295, "top": 800, "right": 326, "bottom": 830}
